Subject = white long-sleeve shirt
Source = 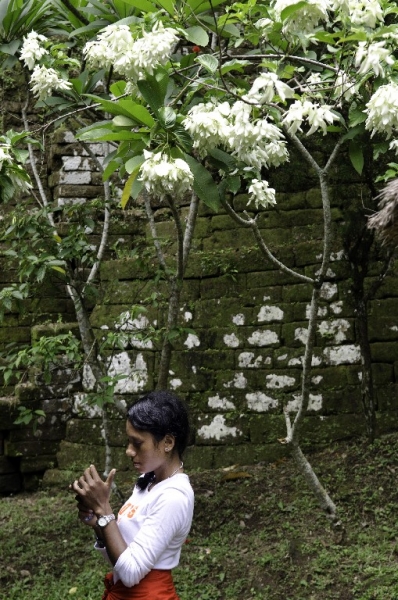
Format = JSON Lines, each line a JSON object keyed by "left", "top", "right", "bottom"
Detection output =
{"left": 95, "top": 474, "right": 194, "bottom": 588}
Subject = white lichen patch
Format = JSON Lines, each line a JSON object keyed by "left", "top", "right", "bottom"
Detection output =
{"left": 288, "top": 357, "right": 302, "bottom": 366}
{"left": 320, "top": 282, "right": 338, "bottom": 300}
{"left": 208, "top": 395, "right": 236, "bottom": 410}
{"left": 315, "top": 267, "right": 336, "bottom": 279}
{"left": 294, "top": 327, "right": 308, "bottom": 345}
{"left": 278, "top": 353, "right": 288, "bottom": 361}
{"left": 323, "top": 344, "right": 360, "bottom": 365}
{"left": 287, "top": 393, "right": 323, "bottom": 413}
{"left": 73, "top": 393, "right": 102, "bottom": 418}
{"left": 232, "top": 313, "right": 245, "bottom": 325}
{"left": 192, "top": 365, "right": 197, "bottom": 374}
{"left": 115, "top": 311, "right": 153, "bottom": 349}
{"left": 257, "top": 305, "right": 284, "bottom": 322}
{"left": 238, "top": 352, "right": 263, "bottom": 369}
{"left": 197, "top": 414, "right": 241, "bottom": 441}
{"left": 108, "top": 351, "right": 148, "bottom": 393}
{"left": 82, "top": 364, "right": 96, "bottom": 391}
{"left": 184, "top": 333, "right": 200, "bottom": 348}
{"left": 391, "top": 326, "right": 398, "bottom": 332}
{"left": 330, "top": 250, "right": 344, "bottom": 261}
{"left": 224, "top": 372, "right": 247, "bottom": 389}
{"left": 170, "top": 378, "right": 182, "bottom": 390}
{"left": 223, "top": 333, "right": 240, "bottom": 348}
{"left": 312, "top": 375, "right": 323, "bottom": 385}
{"left": 318, "top": 319, "right": 350, "bottom": 343}
{"left": 306, "top": 304, "right": 328, "bottom": 318}
{"left": 248, "top": 330, "right": 279, "bottom": 346}
{"left": 183, "top": 311, "right": 193, "bottom": 322}
{"left": 266, "top": 374, "right": 296, "bottom": 389}
{"left": 246, "top": 392, "right": 278, "bottom": 412}
{"left": 330, "top": 301, "right": 343, "bottom": 315}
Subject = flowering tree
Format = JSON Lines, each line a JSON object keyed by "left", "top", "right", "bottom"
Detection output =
{"left": 2, "top": 0, "right": 398, "bottom": 519}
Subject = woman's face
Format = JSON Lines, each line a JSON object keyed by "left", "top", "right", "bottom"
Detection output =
{"left": 125, "top": 420, "right": 167, "bottom": 474}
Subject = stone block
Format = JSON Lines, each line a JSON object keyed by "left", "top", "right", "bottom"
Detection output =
{"left": 376, "top": 384, "right": 398, "bottom": 412}
{"left": 31, "top": 322, "right": 79, "bottom": 342}
{"left": 376, "top": 412, "right": 398, "bottom": 435}
{"left": 213, "top": 443, "right": 264, "bottom": 468}
{"left": 0, "top": 396, "right": 19, "bottom": 428}
{"left": 5, "top": 440, "right": 60, "bottom": 458}
{"left": 0, "top": 327, "right": 31, "bottom": 344}
{"left": 371, "top": 342, "right": 398, "bottom": 363}
{"left": 66, "top": 418, "right": 126, "bottom": 447}
{"left": 368, "top": 316, "right": 398, "bottom": 342}
{"left": 371, "top": 363, "right": 394, "bottom": 385}
{"left": 20, "top": 455, "right": 57, "bottom": 473}
{"left": 184, "top": 445, "right": 214, "bottom": 470}
{"left": 0, "top": 455, "right": 19, "bottom": 474}
{"left": 53, "top": 184, "right": 104, "bottom": 199}
{"left": 199, "top": 273, "right": 246, "bottom": 300}
{"left": 0, "top": 472, "right": 22, "bottom": 494}
{"left": 249, "top": 414, "right": 286, "bottom": 444}
{"left": 100, "top": 258, "right": 155, "bottom": 281}
{"left": 41, "top": 468, "right": 75, "bottom": 489}
{"left": 56, "top": 440, "right": 130, "bottom": 471}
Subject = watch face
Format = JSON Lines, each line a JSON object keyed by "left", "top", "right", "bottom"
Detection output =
{"left": 98, "top": 517, "right": 107, "bottom": 527}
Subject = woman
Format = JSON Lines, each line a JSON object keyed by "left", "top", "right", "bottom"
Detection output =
{"left": 71, "top": 390, "right": 194, "bottom": 600}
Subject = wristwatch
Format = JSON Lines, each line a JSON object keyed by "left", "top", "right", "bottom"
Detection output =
{"left": 97, "top": 513, "right": 116, "bottom": 528}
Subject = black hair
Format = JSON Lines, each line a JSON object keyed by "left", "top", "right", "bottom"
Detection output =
{"left": 127, "top": 390, "right": 190, "bottom": 490}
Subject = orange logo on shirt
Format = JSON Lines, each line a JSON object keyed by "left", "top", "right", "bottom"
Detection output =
{"left": 118, "top": 502, "right": 139, "bottom": 520}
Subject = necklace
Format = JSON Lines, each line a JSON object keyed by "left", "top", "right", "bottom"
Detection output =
{"left": 147, "top": 461, "right": 183, "bottom": 491}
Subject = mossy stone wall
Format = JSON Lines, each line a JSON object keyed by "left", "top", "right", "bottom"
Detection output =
{"left": 1, "top": 130, "right": 398, "bottom": 494}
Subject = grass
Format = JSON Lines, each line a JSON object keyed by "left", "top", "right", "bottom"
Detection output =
{"left": 2, "top": 432, "right": 398, "bottom": 599}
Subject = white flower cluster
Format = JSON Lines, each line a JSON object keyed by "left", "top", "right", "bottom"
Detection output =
{"left": 0, "top": 145, "right": 12, "bottom": 171}
{"left": 182, "top": 101, "right": 230, "bottom": 156}
{"left": 138, "top": 151, "right": 194, "bottom": 199}
{"left": 273, "top": 0, "right": 331, "bottom": 36}
{"left": 248, "top": 179, "right": 276, "bottom": 209}
{"left": 283, "top": 99, "right": 338, "bottom": 135}
{"left": 245, "top": 72, "right": 294, "bottom": 104}
{"left": 355, "top": 41, "right": 394, "bottom": 78}
{"left": 331, "top": 0, "right": 383, "bottom": 28}
{"left": 84, "top": 21, "right": 178, "bottom": 81}
{"left": 20, "top": 31, "right": 48, "bottom": 70}
{"left": 30, "top": 65, "right": 72, "bottom": 100}
{"left": 365, "top": 83, "right": 398, "bottom": 139}
{"left": 183, "top": 97, "right": 288, "bottom": 170}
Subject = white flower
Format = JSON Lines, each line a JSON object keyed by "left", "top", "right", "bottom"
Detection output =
{"left": 282, "top": 100, "right": 306, "bottom": 134}
{"left": 0, "top": 145, "right": 12, "bottom": 171}
{"left": 246, "top": 72, "right": 294, "bottom": 104}
{"left": 30, "top": 65, "right": 72, "bottom": 100}
{"left": 183, "top": 101, "right": 231, "bottom": 155}
{"left": 19, "top": 30, "right": 48, "bottom": 70}
{"left": 365, "top": 83, "right": 398, "bottom": 139}
{"left": 355, "top": 41, "right": 394, "bottom": 78}
{"left": 331, "top": 0, "right": 384, "bottom": 28}
{"left": 254, "top": 18, "right": 274, "bottom": 39}
{"left": 138, "top": 152, "right": 194, "bottom": 199}
{"left": 248, "top": 179, "right": 276, "bottom": 209}
{"left": 333, "top": 70, "right": 357, "bottom": 102}
{"left": 283, "top": 100, "right": 338, "bottom": 135}
{"left": 84, "top": 21, "right": 178, "bottom": 81}
{"left": 273, "top": 0, "right": 331, "bottom": 36}
{"left": 389, "top": 140, "right": 398, "bottom": 154}
{"left": 306, "top": 102, "right": 337, "bottom": 135}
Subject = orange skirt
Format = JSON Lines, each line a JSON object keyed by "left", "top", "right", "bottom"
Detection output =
{"left": 102, "top": 570, "right": 179, "bottom": 600}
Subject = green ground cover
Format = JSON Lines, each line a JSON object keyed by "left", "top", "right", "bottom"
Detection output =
{"left": 2, "top": 432, "right": 398, "bottom": 599}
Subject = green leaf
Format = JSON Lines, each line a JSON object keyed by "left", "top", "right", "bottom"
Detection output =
{"left": 349, "top": 141, "right": 364, "bottom": 175}
{"left": 113, "top": 115, "right": 137, "bottom": 127}
{"left": 137, "top": 74, "right": 168, "bottom": 113}
{"left": 184, "top": 26, "right": 209, "bottom": 46}
{"left": 208, "top": 148, "right": 237, "bottom": 171}
{"left": 125, "top": 155, "right": 145, "bottom": 175}
{"left": 196, "top": 54, "right": 219, "bottom": 73}
{"left": 158, "top": 107, "right": 176, "bottom": 129}
{"left": 152, "top": 0, "right": 174, "bottom": 14}
{"left": 183, "top": 154, "right": 220, "bottom": 211}
{"left": 280, "top": 1, "right": 307, "bottom": 21}
{"left": 118, "top": 0, "right": 156, "bottom": 11}
{"left": 121, "top": 169, "right": 141, "bottom": 209}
